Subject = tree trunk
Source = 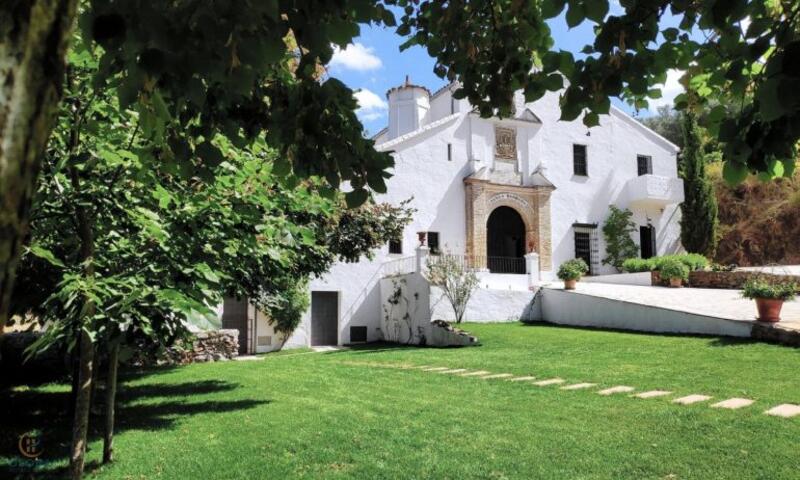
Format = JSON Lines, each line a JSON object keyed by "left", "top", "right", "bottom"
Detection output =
{"left": 70, "top": 328, "right": 94, "bottom": 480}
{"left": 0, "top": 0, "right": 78, "bottom": 333}
{"left": 103, "top": 340, "right": 120, "bottom": 464}
{"left": 69, "top": 167, "right": 95, "bottom": 480}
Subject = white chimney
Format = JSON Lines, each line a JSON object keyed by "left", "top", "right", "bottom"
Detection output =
{"left": 386, "top": 75, "right": 430, "bottom": 140}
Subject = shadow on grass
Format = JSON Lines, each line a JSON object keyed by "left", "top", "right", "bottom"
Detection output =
{"left": 0, "top": 369, "right": 268, "bottom": 479}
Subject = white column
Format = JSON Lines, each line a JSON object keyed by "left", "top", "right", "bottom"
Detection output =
{"left": 525, "top": 252, "right": 540, "bottom": 289}
{"left": 416, "top": 245, "right": 430, "bottom": 275}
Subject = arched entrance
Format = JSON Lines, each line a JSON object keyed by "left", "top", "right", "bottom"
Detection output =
{"left": 486, "top": 206, "right": 526, "bottom": 273}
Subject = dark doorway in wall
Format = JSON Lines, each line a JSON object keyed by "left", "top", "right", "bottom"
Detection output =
{"left": 222, "top": 297, "right": 249, "bottom": 354}
{"left": 486, "top": 206, "right": 526, "bottom": 273}
{"left": 640, "top": 225, "right": 656, "bottom": 259}
{"left": 311, "top": 291, "right": 338, "bottom": 346}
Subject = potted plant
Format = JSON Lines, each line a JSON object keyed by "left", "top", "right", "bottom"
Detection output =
{"left": 741, "top": 278, "right": 797, "bottom": 322}
{"left": 557, "top": 258, "right": 589, "bottom": 290}
{"left": 659, "top": 258, "right": 689, "bottom": 287}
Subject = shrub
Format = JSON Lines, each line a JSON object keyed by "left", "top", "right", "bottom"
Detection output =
{"left": 650, "top": 254, "right": 709, "bottom": 272}
{"left": 557, "top": 258, "right": 589, "bottom": 281}
{"left": 602, "top": 206, "right": 639, "bottom": 271}
{"left": 742, "top": 279, "right": 797, "bottom": 301}
{"left": 622, "top": 258, "right": 654, "bottom": 273}
{"left": 659, "top": 258, "right": 689, "bottom": 281}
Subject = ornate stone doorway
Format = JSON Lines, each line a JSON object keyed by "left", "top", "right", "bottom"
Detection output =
{"left": 464, "top": 172, "right": 554, "bottom": 273}
{"left": 486, "top": 206, "right": 526, "bottom": 273}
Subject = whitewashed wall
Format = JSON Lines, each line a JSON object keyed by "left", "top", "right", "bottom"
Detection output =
{"left": 284, "top": 81, "right": 682, "bottom": 347}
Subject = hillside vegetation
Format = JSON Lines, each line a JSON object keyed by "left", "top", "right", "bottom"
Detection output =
{"left": 709, "top": 163, "right": 800, "bottom": 266}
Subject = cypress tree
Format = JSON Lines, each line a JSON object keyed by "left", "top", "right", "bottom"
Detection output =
{"left": 679, "top": 112, "right": 719, "bottom": 257}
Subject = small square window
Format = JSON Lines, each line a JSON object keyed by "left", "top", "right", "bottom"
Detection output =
{"left": 573, "top": 144, "right": 588, "bottom": 176}
{"left": 428, "top": 232, "right": 440, "bottom": 255}
{"left": 637, "top": 155, "right": 653, "bottom": 175}
{"left": 388, "top": 238, "right": 402, "bottom": 255}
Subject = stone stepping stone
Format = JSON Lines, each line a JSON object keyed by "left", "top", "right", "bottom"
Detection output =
{"left": 561, "top": 383, "right": 597, "bottom": 390}
{"left": 764, "top": 404, "right": 800, "bottom": 418}
{"left": 598, "top": 386, "right": 635, "bottom": 396}
{"left": 508, "top": 376, "right": 538, "bottom": 382}
{"left": 422, "top": 367, "right": 451, "bottom": 372}
{"left": 460, "top": 370, "right": 492, "bottom": 377}
{"left": 711, "top": 398, "right": 755, "bottom": 410}
{"left": 634, "top": 390, "right": 672, "bottom": 399}
{"left": 673, "top": 394, "right": 712, "bottom": 405}
{"left": 533, "top": 378, "right": 565, "bottom": 386}
{"left": 438, "top": 368, "right": 468, "bottom": 374}
{"left": 480, "top": 373, "right": 514, "bottom": 380}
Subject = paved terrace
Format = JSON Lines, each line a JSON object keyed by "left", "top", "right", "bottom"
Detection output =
{"left": 542, "top": 281, "right": 800, "bottom": 333}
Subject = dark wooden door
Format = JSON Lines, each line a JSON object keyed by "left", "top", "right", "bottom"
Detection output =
{"left": 222, "top": 297, "right": 249, "bottom": 354}
{"left": 311, "top": 292, "right": 338, "bottom": 346}
{"left": 640, "top": 225, "right": 656, "bottom": 259}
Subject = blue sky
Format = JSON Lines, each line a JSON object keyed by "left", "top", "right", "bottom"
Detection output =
{"left": 328, "top": 7, "right": 685, "bottom": 136}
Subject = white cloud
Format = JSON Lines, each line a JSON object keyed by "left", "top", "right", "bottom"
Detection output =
{"left": 647, "top": 69, "right": 685, "bottom": 111}
{"left": 354, "top": 88, "right": 388, "bottom": 122}
{"left": 329, "top": 43, "right": 383, "bottom": 71}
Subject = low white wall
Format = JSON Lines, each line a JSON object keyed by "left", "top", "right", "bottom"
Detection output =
{"left": 430, "top": 286, "right": 539, "bottom": 323}
{"left": 476, "top": 272, "right": 530, "bottom": 291}
{"left": 540, "top": 288, "right": 753, "bottom": 338}
{"left": 582, "top": 272, "right": 652, "bottom": 286}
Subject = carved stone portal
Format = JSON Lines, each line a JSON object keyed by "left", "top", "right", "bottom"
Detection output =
{"left": 464, "top": 177, "right": 554, "bottom": 272}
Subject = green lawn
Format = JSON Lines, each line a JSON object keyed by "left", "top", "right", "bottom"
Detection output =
{"left": 3, "top": 323, "right": 800, "bottom": 479}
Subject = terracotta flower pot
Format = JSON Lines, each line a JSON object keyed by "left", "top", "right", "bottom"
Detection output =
{"left": 669, "top": 277, "right": 683, "bottom": 288}
{"left": 755, "top": 298, "right": 784, "bottom": 322}
{"left": 564, "top": 279, "right": 577, "bottom": 290}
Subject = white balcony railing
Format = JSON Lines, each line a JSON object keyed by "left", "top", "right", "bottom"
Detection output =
{"left": 624, "top": 174, "right": 684, "bottom": 208}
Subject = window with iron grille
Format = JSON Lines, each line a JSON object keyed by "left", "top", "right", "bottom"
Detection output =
{"left": 427, "top": 232, "right": 440, "bottom": 254}
{"left": 388, "top": 238, "right": 402, "bottom": 255}
{"left": 637, "top": 155, "right": 653, "bottom": 175}
{"left": 573, "top": 144, "right": 588, "bottom": 176}
{"left": 574, "top": 231, "right": 592, "bottom": 275}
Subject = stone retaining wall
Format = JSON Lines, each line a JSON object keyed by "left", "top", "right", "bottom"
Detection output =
{"left": 152, "top": 329, "right": 240, "bottom": 365}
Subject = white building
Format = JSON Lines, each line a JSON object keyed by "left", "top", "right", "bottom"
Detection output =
{"left": 224, "top": 78, "right": 684, "bottom": 352}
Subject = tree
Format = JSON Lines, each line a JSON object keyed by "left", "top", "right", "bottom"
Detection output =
{"left": 12, "top": 38, "right": 412, "bottom": 477}
{"left": 4, "top": 1, "right": 800, "bottom": 336}
{"left": 642, "top": 106, "right": 684, "bottom": 149}
{"left": 426, "top": 254, "right": 479, "bottom": 324}
{"left": 679, "top": 112, "right": 719, "bottom": 257}
{"left": 602, "top": 206, "right": 639, "bottom": 271}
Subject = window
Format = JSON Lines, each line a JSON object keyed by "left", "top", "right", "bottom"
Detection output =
{"left": 573, "top": 144, "right": 588, "bottom": 176}
{"left": 388, "top": 238, "right": 402, "bottom": 255}
{"left": 574, "top": 231, "right": 592, "bottom": 274}
{"left": 450, "top": 97, "right": 456, "bottom": 114}
{"left": 447, "top": 143, "right": 452, "bottom": 161}
{"left": 637, "top": 155, "right": 653, "bottom": 176}
{"left": 427, "top": 232, "right": 440, "bottom": 255}
{"left": 573, "top": 223, "right": 599, "bottom": 275}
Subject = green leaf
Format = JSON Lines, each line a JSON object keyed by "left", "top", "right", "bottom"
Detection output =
{"left": 541, "top": 0, "right": 567, "bottom": 19}
{"left": 565, "top": 2, "right": 585, "bottom": 28}
{"left": 722, "top": 160, "right": 748, "bottom": 185}
{"left": 584, "top": 0, "right": 608, "bottom": 23}
{"left": 345, "top": 189, "right": 369, "bottom": 208}
{"left": 28, "top": 245, "right": 65, "bottom": 268}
